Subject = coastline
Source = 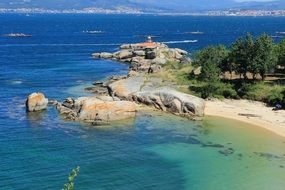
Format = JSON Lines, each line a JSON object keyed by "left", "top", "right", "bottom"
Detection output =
{"left": 205, "top": 99, "right": 285, "bottom": 138}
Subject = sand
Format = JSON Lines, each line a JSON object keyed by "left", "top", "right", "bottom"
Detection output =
{"left": 205, "top": 99, "right": 285, "bottom": 137}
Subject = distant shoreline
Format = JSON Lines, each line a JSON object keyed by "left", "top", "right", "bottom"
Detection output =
{"left": 1, "top": 10, "right": 285, "bottom": 17}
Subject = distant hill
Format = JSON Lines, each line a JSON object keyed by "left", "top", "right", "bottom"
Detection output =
{"left": 0, "top": 0, "right": 284, "bottom": 12}
{"left": 234, "top": 0, "right": 285, "bottom": 10}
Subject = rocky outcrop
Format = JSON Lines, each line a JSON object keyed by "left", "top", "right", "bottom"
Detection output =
{"left": 108, "top": 76, "right": 145, "bottom": 100}
{"left": 92, "top": 42, "right": 189, "bottom": 73}
{"left": 26, "top": 92, "right": 48, "bottom": 112}
{"left": 107, "top": 76, "right": 205, "bottom": 118}
{"left": 55, "top": 96, "right": 138, "bottom": 124}
{"left": 133, "top": 88, "right": 205, "bottom": 118}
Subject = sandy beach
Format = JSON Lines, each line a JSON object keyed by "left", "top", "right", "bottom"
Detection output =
{"left": 205, "top": 99, "right": 285, "bottom": 138}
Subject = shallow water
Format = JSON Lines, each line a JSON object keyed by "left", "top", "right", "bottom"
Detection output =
{"left": 1, "top": 14, "right": 285, "bottom": 189}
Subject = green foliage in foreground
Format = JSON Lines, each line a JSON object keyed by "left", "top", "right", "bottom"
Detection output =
{"left": 277, "top": 40, "right": 285, "bottom": 69}
{"left": 62, "top": 166, "right": 80, "bottom": 190}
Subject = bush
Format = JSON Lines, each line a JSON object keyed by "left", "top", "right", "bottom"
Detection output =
{"left": 239, "top": 82, "right": 284, "bottom": 105}
{"left": 266, "top": 87, "right": 284, "bottom": 105}
{"left": 199, "top": 82, "right": 237, "bottom": 99}
{"left": 238, "top": 83, "right": 269, "bottom": 101}
{"left": 281, "top": 90, "right": 285, "bottom": 106}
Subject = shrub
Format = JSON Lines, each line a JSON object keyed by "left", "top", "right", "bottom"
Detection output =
{"left": 239, "top": 82, "right": 284, "bottom": 105}
{"left": 200, "top": 82, "right": 237, "bottom": 99}
{"left": 266, "top": 87, "right": 284, "bottom": 105}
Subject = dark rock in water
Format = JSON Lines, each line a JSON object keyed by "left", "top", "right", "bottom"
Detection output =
{"left": 202, "top": 142, "right": 224, "bottom": 148}
{"left": 254, "top": 152, "right": 284, "bottom": 160}
{"left": 84, "top": 86, "right": 109, "bottom": 95}
{"left": 26, "top": 92, "right": 48, "bottom": 112}
{"left": 219, "top": 148, "right": 235, "bottom": 156}
{"left": 92, "top": 81, "right": 104, "bottom": 86}
{"left": 108, "top": 75, "right": 127, "bottom": 81}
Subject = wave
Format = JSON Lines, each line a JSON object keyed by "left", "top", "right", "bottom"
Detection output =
{"left": 163, "top": 40, "right": 198, "bottom": 44}
{"left": 0, "top": 43, "right": 121, "bottom": 47}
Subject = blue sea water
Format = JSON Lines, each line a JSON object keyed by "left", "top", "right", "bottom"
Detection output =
{"left": 1, "top": 14, "right": 285, "bottom": 190}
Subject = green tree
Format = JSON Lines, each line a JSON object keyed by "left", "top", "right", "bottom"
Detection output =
{"left": 253, "top": 34, "right": 277, "bottom": 80}
{"left": 277, "top": 40, "right": 285, "bottom": 70}
{"left": 193, "top": 45, "right": 228, "bottom": 82}
{"left": 62, "top": 166, "right": 80, "bottom": 190}
{"left": 229, "top": 33, "right": 255, "bottom": 80}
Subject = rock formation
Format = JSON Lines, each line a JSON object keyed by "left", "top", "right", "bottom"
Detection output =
{"left": 27, "top": 42, "right": 204, "bottom": 125}
{"left": 92, "top": 42, "right": 189, "bottom": 73}
{"left": 55, "top": 96, "right": 138, "bottom": 124}
{"left": 107, "top": 76, "right": 205, "bottom": 118}
{"left": 26, "top": 92, "right": 48, "bottom": 112}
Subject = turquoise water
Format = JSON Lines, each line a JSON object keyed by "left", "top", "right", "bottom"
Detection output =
{"left": 1, "top": 14, "right": 285, "bottom": 189}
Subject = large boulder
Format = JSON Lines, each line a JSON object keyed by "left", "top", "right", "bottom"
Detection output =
{"left": 55, "top": 96, "right": 137, "bottom": 124}
{"left": 78, "top": 98, "right": 137, "bottom": 124}
{"left": 132, "top": 88, "right": 205, "bottom": 118}
{"left": 133, "top": 50, "right": 145, "bottom": 56}
{"left": 26, "top": 92, "right": 48, "bottom": 112}
{"left": 120, "top": 44, "right": 132, "bottom": 49}
{"left": 100, "top": 52, "right": 113, "bottom": 59}
{"left": 151, "top": 57, "right": 167, "bottom": 65}
{"left": 92, "top": 52, "right": 113, "bottom": 59}
{"left": 175, "top": 48, "right": 188, "bottom": 55}
{"left": 117, "top": 50, "right": 133, "bottom": 59}
{"left": 108, "top": 76, "right": 145, "bottom": 100}
{"left": 92, "top": 53, "right": 101, "bottom": 58}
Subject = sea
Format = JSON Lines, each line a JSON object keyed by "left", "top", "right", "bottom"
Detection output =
{"left": 1, "top": 14, "right": 285, "bottom": 190}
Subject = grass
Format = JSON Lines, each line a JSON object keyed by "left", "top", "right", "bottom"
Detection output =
{"left": 149, "top": 61, "right": 193, "bottom": 85}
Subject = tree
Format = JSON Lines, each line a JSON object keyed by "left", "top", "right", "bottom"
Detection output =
{"left": 229, "top": 33, "right": 255, "bottom": 80}
{"left": 277, "top": 40, "right": 285, "bottom": 71}
{"left": 199, "top": 60, "right": 221, "bottom": 82}
{"left": 193, "top": 45, "right": 228, "bottom": 82}
{"left": 253, "top": 34, "right": 277, "bottom": 80}
{"left": 62, "top": 166, "right": 80, "bottom": 190}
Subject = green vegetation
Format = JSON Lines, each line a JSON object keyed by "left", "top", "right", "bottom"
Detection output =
{"left": 156, "top": 33, "right": 285, "bottom": 107}
{"left": 190, "top": 33, "right": 285, "bottom": 106}
{"left": 193, "top": 45, "right": 228, "bottom": 82}
{"left": 277, "top": 40, "right": 285, "bottom": 71}
{"left": 62, "top": 166, "right": 80, "bottom": 190}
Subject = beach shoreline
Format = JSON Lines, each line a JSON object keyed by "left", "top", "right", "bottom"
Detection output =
{"left": 205, "top": 99, "right": 285, "bottom": 138}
